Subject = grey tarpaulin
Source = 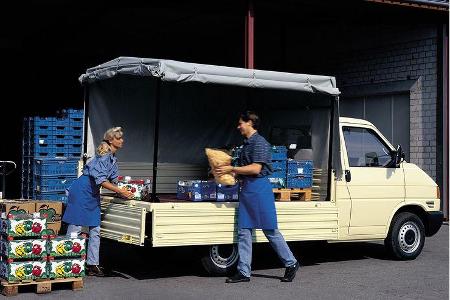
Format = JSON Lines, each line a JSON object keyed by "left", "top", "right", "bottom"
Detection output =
{"left": 80, "top": 57, "right": 343, "bottom": 186}
{"left": 79, "top": 57, "right": 340, "bottom": 96}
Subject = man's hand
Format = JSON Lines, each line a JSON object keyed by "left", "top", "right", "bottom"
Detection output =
{"left": 215, "top": 165, "right": 234, "bottom": 176}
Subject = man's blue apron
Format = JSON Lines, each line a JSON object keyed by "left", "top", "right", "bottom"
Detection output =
{"left": 238, "top": 176, "right": 278, "bottom": 229}
{"left": 62, "top": 175, "right": 101, "bottom": 227}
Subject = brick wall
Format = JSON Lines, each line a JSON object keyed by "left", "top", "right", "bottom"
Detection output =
{"left": 329, "top": 25, "right": 439, "bottom": 180}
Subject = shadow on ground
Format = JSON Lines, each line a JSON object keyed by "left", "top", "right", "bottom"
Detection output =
{"left": 99, "top": 238, "right": 391, "bottom": 280}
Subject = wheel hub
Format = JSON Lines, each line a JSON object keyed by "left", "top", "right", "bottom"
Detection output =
{"left": 209, "top": 245, "right": 239, "bottom": 268}
{"left": 398, "top": 221, "right": 421, "bottom": 254}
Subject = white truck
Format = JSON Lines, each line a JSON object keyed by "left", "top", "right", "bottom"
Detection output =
{"left": 79, "top": 57, "right": 443, "bottom": 274}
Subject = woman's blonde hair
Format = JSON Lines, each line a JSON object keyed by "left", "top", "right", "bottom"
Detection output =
{"left": 96, "top": 127, "right": 123, "bottom": 155}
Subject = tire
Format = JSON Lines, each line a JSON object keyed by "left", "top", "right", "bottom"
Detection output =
{"left": 384, "top": 212, "right": 425, "bottom": 260}
{"left": 200, "top": 244, "right": 239, "bottom": 275}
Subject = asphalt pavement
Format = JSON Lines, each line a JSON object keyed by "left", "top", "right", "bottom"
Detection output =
{"left": 16, "top": 224, "right": 449, "bottom": 300}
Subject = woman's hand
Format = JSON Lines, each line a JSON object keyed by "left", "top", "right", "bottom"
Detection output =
{"left": 215, "top": 165, "right": 234, "bottom": 176}
{"left": 119, "top": 188, "right": 135, "bottom": 199}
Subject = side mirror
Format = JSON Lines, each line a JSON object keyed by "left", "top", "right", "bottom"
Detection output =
{"left": 394, "top": 144, "right": 404, "bottom": 167}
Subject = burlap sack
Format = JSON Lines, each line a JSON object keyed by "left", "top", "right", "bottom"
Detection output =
{"left": 205, "top": 148, "right": 236, "bottom": 185}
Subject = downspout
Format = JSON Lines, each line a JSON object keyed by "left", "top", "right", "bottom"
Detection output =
{"left": 442, "top": 24, "right": 449, "bottom": 219}
{"left": 245, "top": 0, "right": 254, "bottom": 69}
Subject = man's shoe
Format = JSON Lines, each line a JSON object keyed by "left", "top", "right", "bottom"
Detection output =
{"left": 225, "top": 272, "right": 250, "bottom": 283}
{"left": 86, "top": 265, "right": 105, "bottom": 277}
{"left": 281, "top": 261, "right": 300, "bottom": 282}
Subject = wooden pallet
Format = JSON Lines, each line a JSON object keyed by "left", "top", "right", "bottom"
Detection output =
{"left": 1, "top": 277, "right": 83, "bottom": 297}
{"left": 273, "top": 188, "right": 312, "bottom": 201}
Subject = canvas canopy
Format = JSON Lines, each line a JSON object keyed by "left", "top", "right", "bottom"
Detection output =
{"left": 80, "top": 57, "right": 342, "bottom": 199}
{"left": 79, "top": 57, "right": 340, "bottom": 96}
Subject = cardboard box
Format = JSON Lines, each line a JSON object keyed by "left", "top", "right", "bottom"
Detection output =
{"left": 35, "top": 201, "right": 63, "bottom": 223}
{"left": 1, "top": 218, "right": 47, "bottom": 238}
{"left": 45, "top": 221, "right": 62, "bottom": 236}
{"left": 0, "top": 260, "right": 48, "bottom": 282}
{"left": 49, "top": 237, "right": 86, "bottom": 258}
{"left": 0, "top": 200, "right": 36, "bottom": 217}
{"left": 0, "top": 238, "right": 48, "bottom": 259}
{"left": 48, "top": 258, "right": 85, "bottom": 278}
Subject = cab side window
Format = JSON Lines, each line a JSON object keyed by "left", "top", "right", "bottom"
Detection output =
{"left": 343, "top": 127, "right": 392, "bottom": 167}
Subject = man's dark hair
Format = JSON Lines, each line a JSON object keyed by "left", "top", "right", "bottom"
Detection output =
{"left": 240, "top": 111, "right": 260, "bottom": 129}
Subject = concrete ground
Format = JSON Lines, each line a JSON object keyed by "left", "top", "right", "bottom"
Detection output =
{"left": 15, "top": 224, "right": 449, "bottom": 300}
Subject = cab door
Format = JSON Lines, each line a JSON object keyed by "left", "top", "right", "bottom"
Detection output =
{"left": 341, "top": 124, "right": 405, "bottom": 236}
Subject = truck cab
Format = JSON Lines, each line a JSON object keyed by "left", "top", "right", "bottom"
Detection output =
{"left": 337, "top": 117, "right": 443, "bottom": 259}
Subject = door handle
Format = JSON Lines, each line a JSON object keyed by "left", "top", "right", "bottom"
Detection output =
{"left": 345, "top": 170, "right": 351, "bottom": 182}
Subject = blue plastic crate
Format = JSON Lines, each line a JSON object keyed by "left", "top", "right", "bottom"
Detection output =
{"left": 286, "top": 175, "right": 313, "bottom": 188}
{"left": 34, "top": 175, "right": 77, "bottom": 192}
{"left": 53, "top": 135, "right": 82, "bottom": 145}
{"left": 69, "top": 127, "right": 83, "bottom": 136}
{"left": 32, "top": 127, "right": 54, "bottom": 136}
{"left": 34, "top": 158, "right": 79, "bottom": 176}
{"left": 177, "top": 180, "right": 216, "bottom": 201}
{"left": 25, "top": 135, "right": 54, "bottom": 146}
{"left": 268, "top": 177, "right": 286, "bottom": 188}
{"left": 271, "top": 170, "right": 287, "bottom": 178}
{"left": 271, "top": 145, "right": 287, "bottom": 161}
{"left": 287, "top": 160, "right": 313, "bottom": 176}
{"left": 67, "top": 109, "right": 84, "bottom": 118}
{"left": 216, "top": 183, "right": 239, "bottom": 201}
{"left": 70, "top": 118, "right": 84, "bottom": 127}
{"left": 55, "top": 118, "right": 70, "bottom": 127}
{"left": 271, "top": 161, "right": 287, "bottom": 171}
{"left": 65, "top": 144, "right": 82, "bottom": 153}
{"left": 35, "top": 191, "right": 68, "bottom": 203}
{"left": 31, "top": 117, "right": 55, "bottom": 127}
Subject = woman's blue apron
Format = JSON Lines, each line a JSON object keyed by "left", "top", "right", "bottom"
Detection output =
{"left": 62, "top": 175, "right": 101, "bottom": 227}
{"left": 238, "top": 176, "right": 278, "bottom": 229}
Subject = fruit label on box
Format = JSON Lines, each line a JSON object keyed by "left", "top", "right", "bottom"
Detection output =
{"left": 36, "top": 203, "right": 62, "bottom": 222}
{"left": 48, "top": 259, "right": 85, "bottom": 278}
{"left": 50, "top": 238, "right": 86, "bottom": 257}
{"left": 1, "top": 218, "right": 47, "bottom": 237}
{"left": 0, "top": 261, "right": 48, "bottom": 281}
{"left": 0, "top": 239, "right": 47, "bottom": 259}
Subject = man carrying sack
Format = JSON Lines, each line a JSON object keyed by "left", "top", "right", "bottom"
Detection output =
{"left": 215, "top": 111, "right": 300, "bottom": 283}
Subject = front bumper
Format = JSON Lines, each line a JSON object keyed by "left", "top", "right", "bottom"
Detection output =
{"left": 425, "top": 211, "right": 444, "bottom": 237}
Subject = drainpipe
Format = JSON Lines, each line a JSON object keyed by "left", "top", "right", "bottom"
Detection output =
{"left": 245, "top": 0, "right": 254, "bottom": 69}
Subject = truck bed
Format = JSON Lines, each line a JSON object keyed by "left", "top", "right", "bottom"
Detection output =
{"left": 100, "top": 194, "right": 339, "bottom": 247}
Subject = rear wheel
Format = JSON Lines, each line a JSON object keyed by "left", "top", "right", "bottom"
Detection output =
{"left": 384, "top": 212, "right": 425, "bottom": 260}
{"left": 200, "top": 244, "right": 239, "bottom": 275}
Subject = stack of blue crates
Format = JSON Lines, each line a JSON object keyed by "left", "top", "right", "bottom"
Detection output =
{"left": 21, "top": 109, "right": 83, "bottom": 202}
{"left": 268, "top": 146, "right": 288, "bottom": 188}
{"left": 287, "top": 159, "right": 313, "bottom": 188}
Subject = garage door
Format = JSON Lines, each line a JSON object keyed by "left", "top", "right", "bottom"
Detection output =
{"left": 340, "top": 94, "right": 410, "bottom": 160}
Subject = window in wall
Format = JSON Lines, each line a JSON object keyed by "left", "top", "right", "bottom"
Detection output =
{"left": 343, "top": 126, "right": 393, "bottom": 167}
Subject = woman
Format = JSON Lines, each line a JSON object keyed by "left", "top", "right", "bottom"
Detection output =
{"left": 62, "top": 127, "right": 134, "bottom": 277}
{"left": 216, "top": 111, "right": 299, "bottom": 283}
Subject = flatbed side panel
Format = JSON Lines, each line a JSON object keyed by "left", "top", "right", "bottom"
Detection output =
{"left": 100, "top": 201, "right": 147, "bottom": 246}
{"left": 151, "top": 202, "right": 338, "bottom": 247}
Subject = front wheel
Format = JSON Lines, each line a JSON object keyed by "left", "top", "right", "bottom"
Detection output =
{"left": 200, "top": 244, "right": 239, "bottom": 275}
{"left": 384, "top": 212, "right": 425, "bottom": 260}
